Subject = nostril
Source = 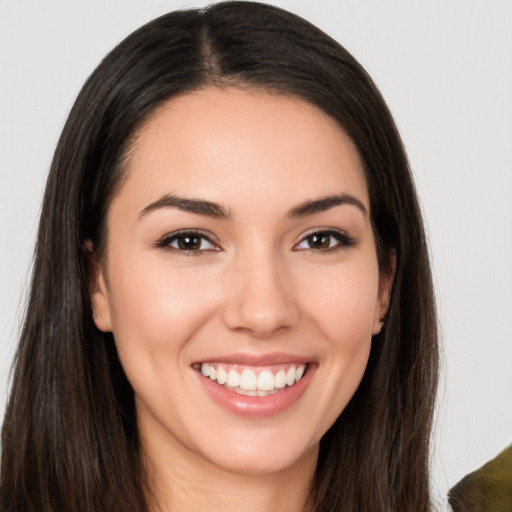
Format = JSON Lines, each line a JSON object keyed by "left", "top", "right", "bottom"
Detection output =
{"left": 222, "top": 293, "right": 299, "bottom": 336}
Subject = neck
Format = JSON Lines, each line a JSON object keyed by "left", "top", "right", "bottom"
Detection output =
{"left": 141, "top": 428, "right": 317, "bottom": 512}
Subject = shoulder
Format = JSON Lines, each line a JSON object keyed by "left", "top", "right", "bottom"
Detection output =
{"left": 448, "top": 444, "right": 512, "bottom": 512}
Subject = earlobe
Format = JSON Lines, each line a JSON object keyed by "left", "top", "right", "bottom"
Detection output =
{"left": 85, "top": 241, "right": 112, "bottom": 332}
{"left": 373, "top": 250, "right": 396, "bottom": 335}
{"left": 91, "top": 267, "right": 113, "bottom": 332}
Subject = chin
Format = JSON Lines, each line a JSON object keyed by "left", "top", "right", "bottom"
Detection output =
{"left": 210, "top": 443, "right": 317, "bottom": 477}
{"left": 189, "top": 424, "right": 320, "bottom": 477}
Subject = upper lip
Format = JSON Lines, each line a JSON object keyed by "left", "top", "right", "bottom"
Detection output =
{"left": 192, "top": 352, "right": 314, "bottom": 366}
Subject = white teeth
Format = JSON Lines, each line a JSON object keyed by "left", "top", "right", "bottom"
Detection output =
{"left": 295, "top": 364, "right": 305, "bottom": 381}
{"left": 200, "top": 363, "right": 308, "bottom": 393}
{"left": 257, "top": 370, "right": 275, "bottom": 391}
{"left": 228, "top": 386, "right": 280, "bottom": 397}
{"left": 226, "top": 369, "right": 240, "bottom": 387}
{"left": 236, "top": 388, "right": 258, "bottom": 396}
{"left": 274, "top": 369, "right": 286, "bottom": 389}
{"left": 240, "top": 369, "right": 257, "bottom": 391}
{"left": 216, "top": 366, "right": 227, "bottom": 385}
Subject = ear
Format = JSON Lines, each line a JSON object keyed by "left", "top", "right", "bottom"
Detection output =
{"left": 372, "top": 250, "right": 396, "bottom": 335}
{"left": 84, "top": 240, "right": 112, "bottom": 332}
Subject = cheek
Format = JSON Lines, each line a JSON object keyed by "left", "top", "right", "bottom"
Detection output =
{"left": 105, "top": 256, "right": 221, "bottom": 376}
{"left": 281, "top": 259, "right": 379, "bottom": 439}
{"left": 104, "top": 260, "right": 224, "bottom": 432}
{"left": 298, "top": 258, "right": 380, "bottom": 343}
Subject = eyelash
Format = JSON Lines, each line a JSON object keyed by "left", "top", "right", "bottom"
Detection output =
{"left": 155, "top": 229, "right": 219, "bottom": 256}
{"left": 293, "top": 229, "right": 356, "bottom": 253}
{"left": 155, "top": 228, "right": 355, "bottom": 256}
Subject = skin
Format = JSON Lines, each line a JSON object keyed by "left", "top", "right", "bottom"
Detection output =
{"left": 91, "top": 87, "right": 392, "bottom": 512}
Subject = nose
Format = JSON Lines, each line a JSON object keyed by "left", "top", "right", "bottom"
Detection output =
{"left": 222, "top": 250, "right": 299, "bottom": 338}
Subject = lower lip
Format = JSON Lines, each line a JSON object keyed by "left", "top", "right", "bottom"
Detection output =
{"left": 196, "top": 366, "right": 316, "bottom": 418}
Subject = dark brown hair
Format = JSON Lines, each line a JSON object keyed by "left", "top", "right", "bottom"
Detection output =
{"left": 0, "top": 2, "right": 438, "bottom": 511}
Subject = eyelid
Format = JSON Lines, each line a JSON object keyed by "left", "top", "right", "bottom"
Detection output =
{"left": 155, "top": 229, "right": 222, "bottom": 252}
{"left": 293, "top": 227, "right": 356, "bottom": 251}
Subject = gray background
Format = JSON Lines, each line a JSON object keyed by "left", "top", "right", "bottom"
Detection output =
{"left": 1, "top": 1, "right": 511, "bottom": 508}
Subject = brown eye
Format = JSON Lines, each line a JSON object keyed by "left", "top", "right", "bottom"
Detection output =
{"left": 294, "top": 229, "right": 355, "bottom": 252}
{"left": 306, "top": 233, "right": 332, "bottom": 249}
{"left": 176, "top": 235, "right": 202, "bottom": 251}
{"left": 157, "top": 231, "right": 218, "bottom": 252}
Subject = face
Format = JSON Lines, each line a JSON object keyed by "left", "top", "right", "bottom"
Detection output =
{"left": 91, "top": 87, "right": 391, "bottom": 477}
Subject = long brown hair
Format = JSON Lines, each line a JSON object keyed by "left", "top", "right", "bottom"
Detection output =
{"left": 0, "top": 2, "right": 438, "bottom": 511}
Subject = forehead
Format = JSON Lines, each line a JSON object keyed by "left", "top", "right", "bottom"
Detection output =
{"left": 114, "top": 86, "right": 369, "bottom": 216}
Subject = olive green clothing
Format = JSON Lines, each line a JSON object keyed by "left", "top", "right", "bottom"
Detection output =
{"left": 448, "top": 444, "right": 512, "bottom": 512}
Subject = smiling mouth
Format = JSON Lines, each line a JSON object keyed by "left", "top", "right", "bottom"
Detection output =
{"left": 193, "top": 362, "right": 309, "bottom": 397}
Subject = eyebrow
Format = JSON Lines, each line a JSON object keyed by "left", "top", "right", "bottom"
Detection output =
{"left": 138, "top": 192, "right": 367, "bottom": 221}
{"left": 287, "top": 194, "right": 368, "bottom": 218}
{"left": 139, "top": 194, "right": 230, "bottom": 219}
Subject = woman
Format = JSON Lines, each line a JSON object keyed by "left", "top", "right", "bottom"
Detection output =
{"left": 0, "top": 2, "right": 438, "bottom": 511}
